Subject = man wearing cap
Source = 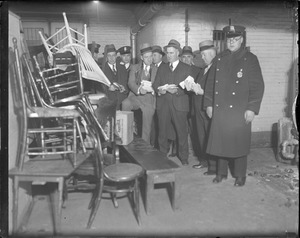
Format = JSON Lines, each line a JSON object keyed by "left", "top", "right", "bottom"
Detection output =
{"left": 117, "top": 46, "right": 132, "bottom": 72}
{"left": 153, "top": 39, "right": 192, "bottom": 165}
{"left": 204, "top": 25, "right": 264, "bottom": 186}
{"left": 121, "top": 43, "right": 157, "bottom": 144}
{"left": 103, "top": 44, "right": 128, "bottom": 110}
{"left": 191, "top": 40, "right": 218, "bottom": 175}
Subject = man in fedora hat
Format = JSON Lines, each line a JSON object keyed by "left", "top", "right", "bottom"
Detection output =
{"left": 103, "top": 44, "right": 128, "bottom": 110}
{"left": 150, "top": 45, "right": 166, "bottom": 148}
{"left": 117, "top": 46, "right": 132, "bottom": 72}
{"left": 180, "top": 45, "right": 201, "bottom": 79}
{"left": 153, "top": 39, "right": 192, "bottom": 165}
{"left": 191, "top": 40, "right": 218, "bottom": 175}
{"left": 204, "top": 25, "right": 264, "bottom": 186}
{"left": 180, "top": 45, "right": 202, "bottom": 161}
{"left": 122, "top": 43, "right": 158, "bottom": 144}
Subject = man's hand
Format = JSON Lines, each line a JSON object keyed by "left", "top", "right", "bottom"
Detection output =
{"left": 158, "top": 88, "right": 167, "bottom": 95}
{"left": 139, "top": 87, "right": 147, "bottom": 95}
{"left": 193, "top": 83, "right": 204, "bottom": 95}
{"left": 108, "top": 84, "right": 118, "bottom": 91}
{"left": 244, "top": 110, "right": 255, "bottom": 124}
{"left": 206, "top": 106, "right": 213, "bottom": 118}
{"left": 167, "top": 87, "right": 178, "bottom": 94}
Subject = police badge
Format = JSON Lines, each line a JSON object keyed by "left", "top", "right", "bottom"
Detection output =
{"left": 237, "top": 69, "right": 243, "bottom": 78}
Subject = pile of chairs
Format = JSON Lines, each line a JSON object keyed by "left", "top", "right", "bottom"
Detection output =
{"left": 9, "top": 11, "right": 144, "bottom": 231}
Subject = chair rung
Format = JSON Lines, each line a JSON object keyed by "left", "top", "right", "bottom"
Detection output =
{"left": 45, "top": 70, "right": 76, "bottom": 80}
{"left": 28, "top": 128, "right": 74, "bottom": 133}
{"left": 28, "top": 150, "right": 75, "bottom": 156}
{"left": 50, "top": 83, "right": 79, "bottom": 92}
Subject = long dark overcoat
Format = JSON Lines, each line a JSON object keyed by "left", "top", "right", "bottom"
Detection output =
{"left": 204, "top": 48, "right": 264, "bottom": 158}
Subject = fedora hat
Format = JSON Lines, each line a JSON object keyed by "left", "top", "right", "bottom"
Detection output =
{"left": 104, "top": 44, "right": 117, "bottom": 54}
{"left": 140, "top": 43, "right": 152, "bottom": 55}
{"left": 163, "top": 39, "right": 181, "bottom": 52}
{"left": 223, "top": 25, "right": 245, "bottom": 38}
{"left": 88, "top": 43, "right": 101, "bottom": 53}
{"left": 152, "top": 45, "right": 165, "bottom": 56}
{"left": 118, "top": 46, "right": 131, "bottom": 55}
{"left": 199, "top": 40, "right": 217, "bottom": 52}
{"left": 180, "top": 46, "right": 195, "bottom": 57}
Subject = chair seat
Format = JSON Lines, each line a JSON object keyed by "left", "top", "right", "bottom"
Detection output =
{"left": 28, "top": 107, "right": 80, "bottom": 118}
{"left": 87, "top": 93, "right": 106, "bottom": 103}
{"left": 104, "top": 163, "right": 143, "bottom": 182}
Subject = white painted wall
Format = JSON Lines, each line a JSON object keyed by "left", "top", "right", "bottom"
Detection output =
{"left": 137, "top": 2, "right": 297, "bottom": 133}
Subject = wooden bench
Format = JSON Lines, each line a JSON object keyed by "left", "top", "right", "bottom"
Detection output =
{"left": 119, "top": 137, "right": 180, "bottom": 214}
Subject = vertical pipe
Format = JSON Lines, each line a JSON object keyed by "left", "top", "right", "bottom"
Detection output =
{"left": 131, "top": 32, "right": 137, "bottom": 64}
{"left": 185, "top": 8, "right": 189, "bottom": 46}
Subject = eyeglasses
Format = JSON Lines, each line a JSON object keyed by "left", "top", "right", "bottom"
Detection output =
{"left": 226, "top": 36, "right": 242, "bottom": 43}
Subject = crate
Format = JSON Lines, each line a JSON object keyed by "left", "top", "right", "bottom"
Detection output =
{"left": 116, "top": 111, "right": 134, "bottom": 145}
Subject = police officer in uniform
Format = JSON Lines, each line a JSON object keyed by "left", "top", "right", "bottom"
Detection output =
{"left": 204, "top": 25, "right": 264, "bottom": 186}
{"left": 118, "top": 46, "right": 132, "bottom": 72}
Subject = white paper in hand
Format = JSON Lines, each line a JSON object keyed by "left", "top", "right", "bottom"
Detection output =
{"left": 193, "top": 83, "right": 204, "bottom": 95}
{"left": 180, "top": 75, "right": 195, "bottom": 91}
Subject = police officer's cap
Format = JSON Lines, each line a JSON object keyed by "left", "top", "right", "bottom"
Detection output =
{"left": 223, "top": 25, "right": 246, "bottom": 38}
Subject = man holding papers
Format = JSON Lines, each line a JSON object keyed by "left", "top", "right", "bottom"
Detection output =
{"left": 122, "top": 43, "right": 157, "bottom": 144}
{"left": 153, "top": 39, "right": 192, "bottom": 166}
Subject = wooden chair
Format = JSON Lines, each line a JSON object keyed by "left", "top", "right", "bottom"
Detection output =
{"left": 38, "top": 12, "right": 111, "bottom": 87}
{"left": 10, "top": 37, "right": 83, "bottom": 170}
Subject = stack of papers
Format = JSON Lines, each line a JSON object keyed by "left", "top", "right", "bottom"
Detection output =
{"left": 157, "top": 84, "right": 178, "bottom": 91}
{"left": 179, "top": 76, "right": 204, "bottom": 95}
{"left": 140, "top": 80, "right": 154, "bottom": 94}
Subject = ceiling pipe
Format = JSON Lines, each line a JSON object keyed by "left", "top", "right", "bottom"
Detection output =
{"left": 130, "top": 3, "right": 163, "bottom": 63}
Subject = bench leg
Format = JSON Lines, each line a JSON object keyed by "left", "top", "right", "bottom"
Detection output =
{"left": 12, "top": 176, "right": 19, "bottom": 234}
{"left": 145, "top": 175, "right": 154, "bottom": 215}
{"left": 171, "top": 179, "right": 179, "bottom": 211}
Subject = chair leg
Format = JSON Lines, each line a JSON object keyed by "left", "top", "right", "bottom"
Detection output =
{"left": 86, "top": 182, "right": 102, "bottom": 229}
{"left": 134, "top": 178, "right": 141, "bottom": 226}
{"left": 111, "top": 193, "right": 118, "bottom": 208}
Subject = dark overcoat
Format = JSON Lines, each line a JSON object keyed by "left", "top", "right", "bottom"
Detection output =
{"left": 203, "top": 48, "right": 264, "bottom": 157}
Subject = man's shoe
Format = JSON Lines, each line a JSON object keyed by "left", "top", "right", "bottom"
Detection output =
{"left": 168, "top": 152, "right": 177, "bottom": 157}
{"left": 212, "top": 175, "right": 227, "bottom": 183}
{"left": 192, "top": 163, "right": 205, "bottom": 169}
{"left": 234, "top": 177, "right": 246, "bottom": 187}
{"left": 181, "top": 160, "right": 189, "bottom": 166}
{"left": 203, "top": 170, "right": 215, "bottom": 175}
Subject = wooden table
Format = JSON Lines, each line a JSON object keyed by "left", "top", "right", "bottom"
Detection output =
{"left": 9, "top": 154, "right": 90, "bottom": 235}
{"left": 119, "top": 137, "right": 181, "bottom": 214}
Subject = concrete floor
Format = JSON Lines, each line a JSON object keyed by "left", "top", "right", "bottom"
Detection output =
{"left": 19, "top": 146, "right": 298, "bottom": 237}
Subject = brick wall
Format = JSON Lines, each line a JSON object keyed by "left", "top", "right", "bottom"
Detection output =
{"left": 137, "top": 1, "right": 297, "bottom": 140}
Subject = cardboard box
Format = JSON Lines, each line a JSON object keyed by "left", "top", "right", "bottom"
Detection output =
{"left": 116, "top": 111, "right": 134, "bottom": 145}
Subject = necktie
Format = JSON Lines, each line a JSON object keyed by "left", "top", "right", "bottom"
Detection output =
{"left": 145, "top": 66, "right": 149, "bottom": 76}
{"left": 113, "top": 65, "right": 117, "bottom": 74}
{"left": 169, "top": 63, "right": 173, "bottom": 71}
